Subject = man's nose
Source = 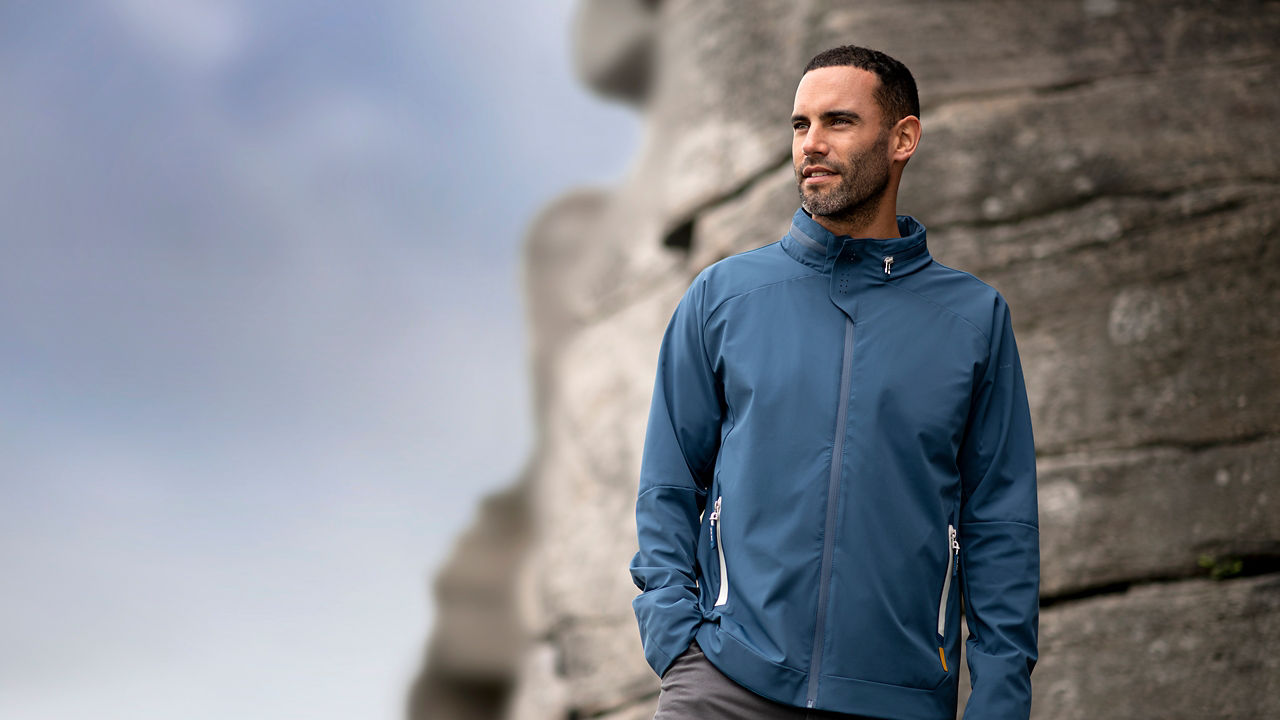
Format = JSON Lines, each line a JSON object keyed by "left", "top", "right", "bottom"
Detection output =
{"left": 801, "top": 128, "right": 827, "bottom": 157}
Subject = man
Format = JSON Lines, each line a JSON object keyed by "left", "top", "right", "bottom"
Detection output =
{"left": 630, "top": 45, "right": 1039, "bottom": 719}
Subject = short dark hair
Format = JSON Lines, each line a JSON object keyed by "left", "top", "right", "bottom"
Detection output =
{"left": 803, "top": 45, "right": 919, "bottom": 125}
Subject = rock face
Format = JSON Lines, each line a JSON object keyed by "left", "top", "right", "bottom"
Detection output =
{"left": 412, "top": 1, "right": 1280, "bottom": 718}
{"left": 408, "top": 482, "right": 529, "bottom": 720}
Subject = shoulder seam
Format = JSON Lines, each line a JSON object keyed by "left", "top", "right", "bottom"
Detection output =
{"left": 703, "top": 272, "right": 822, "bottom": 328}
{"left": 884, "top": 277, "right": 994, "bottom": 345}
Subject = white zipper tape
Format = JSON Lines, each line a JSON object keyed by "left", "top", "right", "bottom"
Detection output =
{"left": 712, "top": 496, "right": 729, "bottom": 607}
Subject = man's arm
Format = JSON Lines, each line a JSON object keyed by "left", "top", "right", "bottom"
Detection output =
{"left": 629, "top": 277, "right": 722, "bottom": 677}
{"left": 958, "top": 297, "right": 1040, "bottom": 719}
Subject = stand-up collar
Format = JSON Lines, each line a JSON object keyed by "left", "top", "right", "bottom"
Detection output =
{"left": 781, "top": 208, "right": 931, "bottom": 279}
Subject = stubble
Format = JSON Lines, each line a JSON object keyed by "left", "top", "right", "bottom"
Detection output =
{"left": 797, "top": 128, "right": 892, "bottom": 233}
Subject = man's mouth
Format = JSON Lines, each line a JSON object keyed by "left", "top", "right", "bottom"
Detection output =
{"left": 802, "top": 166, "right": 838, "bottom": 184}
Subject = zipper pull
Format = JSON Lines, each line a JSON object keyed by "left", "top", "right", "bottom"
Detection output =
{"left": 883, "top": 256, "right": 894, "bottom": 275}
{"left": 709, "top": 496, "right": 721, "bottom": 549}
{"left": 950, "top": 525, "right": 960, "bottom": 577}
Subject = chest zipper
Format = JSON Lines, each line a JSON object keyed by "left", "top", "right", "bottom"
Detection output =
{"left": 937, "top": 524, "right": 960, "bottom": 671}
{"left": 806, "top": 317, "right": 856, "bottom": 708}
{"left": 710, "top": 496, "right": 729, "bottom": 607}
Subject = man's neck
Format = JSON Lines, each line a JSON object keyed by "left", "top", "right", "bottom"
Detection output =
{"left": 806, "top": 185, "right": 902, "bottom": 239}
{"left": 811, "top": 213, "right": 900, "bottom": 239}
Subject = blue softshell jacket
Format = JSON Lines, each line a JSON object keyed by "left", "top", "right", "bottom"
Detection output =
{"left": 631, "top": 210, "right": 1039, "bottom": 719}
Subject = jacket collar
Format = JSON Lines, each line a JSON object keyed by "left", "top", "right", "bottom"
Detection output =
{"left": 781, "top": 208, "right": 931, "bottom": 279}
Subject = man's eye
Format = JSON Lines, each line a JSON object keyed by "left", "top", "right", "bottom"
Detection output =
{"left": 793, "top": 122, "right": 808, "bottom": 131}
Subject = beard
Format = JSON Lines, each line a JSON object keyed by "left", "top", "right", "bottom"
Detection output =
{"left": 797, "top": 129, "right": 892, "bottom": 230}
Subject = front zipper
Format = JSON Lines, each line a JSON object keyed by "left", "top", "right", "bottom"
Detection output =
{"left": 806, "top": 317, "right": 855, "bottom": 708}
{"left": 936, "top": 524, "right": 960, "bottom": 671}
{"left": 710, "top": 496, "right": 729, "bottom": 607}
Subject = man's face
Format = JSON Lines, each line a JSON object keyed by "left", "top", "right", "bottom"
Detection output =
{"left": 792, "top": 66, "right": 893, "bottom": 223}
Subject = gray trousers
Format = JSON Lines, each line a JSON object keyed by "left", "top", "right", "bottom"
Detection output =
{"left": 653, "top": 642, "right": 878, "bottom": 720}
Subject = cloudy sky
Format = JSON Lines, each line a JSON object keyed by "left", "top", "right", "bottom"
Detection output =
{"left": 0, "top": 1, "right": 638, "bottom": 718}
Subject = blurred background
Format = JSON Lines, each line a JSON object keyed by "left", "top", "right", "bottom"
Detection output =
{"left": 0, "top": 2, "right": 637, "bottom": 718}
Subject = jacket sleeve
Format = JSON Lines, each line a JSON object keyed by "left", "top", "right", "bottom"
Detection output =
{"left": 629, "top": 276, "right": 722, "bottom": 677}
{"left": 958, "top": 297, "right": 1040, "bottom": 720}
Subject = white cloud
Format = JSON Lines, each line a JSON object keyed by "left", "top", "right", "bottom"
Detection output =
{"left": 105, "top": 0, "right": 252, "bottom": 74}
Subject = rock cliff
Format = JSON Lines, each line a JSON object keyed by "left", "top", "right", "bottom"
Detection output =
{"left": 411, "top": 1, "right": 1280, "bottom": 718}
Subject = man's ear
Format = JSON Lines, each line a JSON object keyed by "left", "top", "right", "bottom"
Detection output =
{"left": 891, "top": 115, "right": 921, "bottom": 164}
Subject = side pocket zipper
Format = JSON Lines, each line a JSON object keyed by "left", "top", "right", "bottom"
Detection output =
{"left": 937, "top": 524, "right": 959, "bottom": 671}
{"left": 710, "top": 496, "right": 729, "bottom": 607}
